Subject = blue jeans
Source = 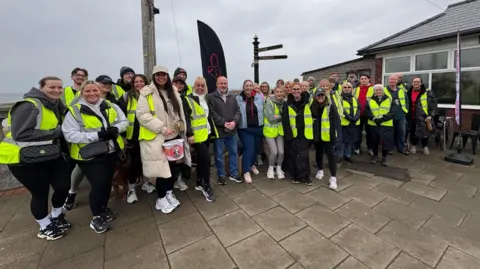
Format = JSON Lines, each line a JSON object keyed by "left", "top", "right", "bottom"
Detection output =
{"left": 213, "top": 135, "right": 239, "bottom": 177}
{"left": 343, "top": 142, "right": 352, "bottom": 158}
{"left": 393, "top": 118, "right": 406, "bottom": 152}
{"left": 238, "top": 127, "right": 263, "bottom": 174}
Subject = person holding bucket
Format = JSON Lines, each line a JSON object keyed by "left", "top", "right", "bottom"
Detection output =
{"left": 136, "top": 65, "right": 192, "bottom": 214}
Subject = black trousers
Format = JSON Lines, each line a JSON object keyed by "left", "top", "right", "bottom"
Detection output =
{"left": 409, "top": 120, "right": 428, "bottom": 147}
{"left": 194, "top": 139, "right": 211, "bottom": 188}
{"left": 157, "top": 161, "right": 182, "bottom": 198}
{"left": 78, "top": 153, "right": 118, "bottom": 216}
{"left": 126, "top": 140, "right": 142, "bottom": 184}
{"left": 9, "top": 157, "right": 70, "bottom": 220}
{"left": 289, "top": 136, "right": 311, "bottom": 180}
{"left": 314, "top": 141, "right": 337, "bottom": 177}
{"left": 355, "top": 116, "right": 371, "bottom": 150}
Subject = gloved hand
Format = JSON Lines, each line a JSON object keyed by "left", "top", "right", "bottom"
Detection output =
{"left": 107, "top": 126, "right": 119, "bottom": 138}
{"left": 98, "top": 128, "right": 118, "bottom": 141}
{"left": 374, "top": 118, "right": 382, "bottom": 125}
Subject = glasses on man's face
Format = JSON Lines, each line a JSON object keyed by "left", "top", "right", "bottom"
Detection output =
{"left": 74, "top": 74, "right": 86, "bottom": 78}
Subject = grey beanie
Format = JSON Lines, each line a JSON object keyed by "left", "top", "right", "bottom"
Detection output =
{"left": 120, "top": 66, "right": 135, "bottom": 78}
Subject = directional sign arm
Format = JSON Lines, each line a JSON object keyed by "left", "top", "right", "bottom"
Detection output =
{"left": 258, "top": 55, "right": 288, "bottom": 60}
{"left": 258, "top": 44, "right": 283, "bottom": 52}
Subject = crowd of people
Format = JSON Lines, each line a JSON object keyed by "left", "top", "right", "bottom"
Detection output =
{"left": 0, "top": 66, "right": 437, "bottom": 241}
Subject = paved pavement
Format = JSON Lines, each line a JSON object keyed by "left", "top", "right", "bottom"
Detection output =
{"left": 1, "top": 147, "right": 480, "bottom": 269}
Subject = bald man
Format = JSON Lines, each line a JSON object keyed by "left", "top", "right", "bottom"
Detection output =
{"left": 207, "top": 76, "right": 242, "bottom": 185}
{"left": 386, "top": 74, "right": 409, "bottom": 155}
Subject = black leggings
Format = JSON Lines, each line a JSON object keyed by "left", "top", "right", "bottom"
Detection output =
{"left": 315, "top": 141, "right": 337, "bottom": 177}
{"left": 355, "top": 116, "right": 371, "bottom": 150}
{"left": 157, "top": 161, "right": 182, "bottom": 198}
{"left": 194, "top": 139, "right": 211, "bottom": 188}
{"left": 409, "top": 120, "right": 428, "bottom": 147}
{"left": 78, "top": 153, "right": 118, "bottom": 216}
{"left": 126, "top": 140, "right": 142, "bottom": 184}
{"left": 8, "top": 157, "right": 70, "bottom": 220}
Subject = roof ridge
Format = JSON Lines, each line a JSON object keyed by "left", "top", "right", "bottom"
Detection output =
{"left": 448, "top": 0, "right": 478, "bottom": 8}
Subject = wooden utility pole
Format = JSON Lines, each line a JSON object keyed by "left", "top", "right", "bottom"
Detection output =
{"left": 141, "top": 0, "right": 159, "bottom": 76}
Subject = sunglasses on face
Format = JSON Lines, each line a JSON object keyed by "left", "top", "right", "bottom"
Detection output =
{"left": 344, "top": 86, "right": 352, "bottom": 89}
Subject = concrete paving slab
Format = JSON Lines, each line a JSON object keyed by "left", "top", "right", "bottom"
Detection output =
{"left": 410, "top": 196, "right": 467, "bottom": 226}
{"left": 227, "top": 231, "right": 295, "bottom": 269}
{"left": 208, "top": 210, "right": 262, "bottom": 247}
{"left": 437, "top": 247, "right": 480, "bottom": 269}
{"left": 336, "top": 201, "right": 391, "bottom": 233}
{"left": 253, "top": 207, "right": 306, "bottom": 241}
{"left": 374, "top": 199, "right": 430, "bottom": 229}
{"left": 271, "top": 189, "right": 316, "bottom": 214}
{"left": 233, "top": 190, "right": 277, "bottom": 216}
{"left": 378, "top": 221, "right": 448, "bottom": 267}
{"left": 401, "top": 182, "right": 447, "bottom": 201}
{"left": 0, "top": 254, "right": 41, "bottom": 269}
{"left": 45, "top": 247, "right": 104, "bottom": 269}
{"left": 430, "top": 180, "right": 477, "bottom": 198}
{"left": 335, "top": 256, "right": 369, "bottom": 269}
{"left": 104, "top": 241, "right": 169, "bottom": 269}
{"left": 306, "top": 187, "right": 351, "bottom": 210}
{"left": 296, "top": 204, "right": 350, "bottom": 238}
{"left": 387, "top": 252, "right": 432, "bottom": 269}
{"left": 253, "top": 179, "right": 292, "bottom": 196}
{"left": 332, "top": 224, "right": 400, "bottom": 269}
{"left": 372, "top": 183, "right": 418, "bottom": 205}
{"left": 340, "top": 185, "right": 387, "bottom": 207}
{"left": 194, "top": 193, "right": 239, "bottom": 220}
{"left": 462, "top": 212, "right": 480, "bottom": 237}
{"left": 341, "top": 174, "right": 383, "bottom": 190}
{"left": 280, "top": 227, "right": 348, "bottom": 269}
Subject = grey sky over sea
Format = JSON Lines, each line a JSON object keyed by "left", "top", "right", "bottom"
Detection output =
{"left": 0, "top": 0, "right": 458, "bottom": 94}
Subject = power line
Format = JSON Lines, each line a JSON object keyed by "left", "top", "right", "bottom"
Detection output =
{"left": 422, "top": 0, "right": 445, "bottom": 10}
{"left": 169, "top": 0, "right": 182, "bottom": 66}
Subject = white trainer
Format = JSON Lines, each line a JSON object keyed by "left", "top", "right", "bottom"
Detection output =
{"left": 173, "top": 176, "right": 188, "bottom": 191}
{"left": 423, "top": 147, "right": 430, "bottom": 155}
{"left": 166, "top": 191, "right": 180, "bottom": 209}
{"left": 276, "top": 166, "right": 285, "bottom": 179}
{"left": 251, "top": 165, "right": 260, "bottom": 175}
{"left": 141, "top": 181, "right": 156, "bottom": 194}
{"left": 266, "top": 166, "right": 275, "bottom": 179}
{"left": 126, "top": 189, "right": 138, "bottom": 204}
{"left": 155, "top": 197, "right": 174, "bottom": 214}
{"left": 244, "top": 172, "right": 252, "bottom": 184}
{"left": 410, "top": 146, "right": 417, "bottom": 154}
{"left": 315, "top": 170, "right": 324, "bottom": 180}
{"left": 329, "top": 177, "right": 338, "bottom": 190}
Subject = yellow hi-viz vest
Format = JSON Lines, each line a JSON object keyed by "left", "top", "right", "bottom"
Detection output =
{"left": 288, "top": 103, "right": 313, "bottom": 140}
{"left": 419, "top": 92, "right": 429, "bottom": 116}
{"left": 341, "top": 98, "right": 361, "bottom": 126}
{"left": 138, "top": 94, "right": 161, "bottom": 141}
{"left": 185, "top": 85, "right": 193, "bottom": 96}
{"left": 0, "top": 98, "right": 59, "bottom": 164}
{"left": 111, "top": 85, "right": 126, "bottom": 100}
{"left": 263, "top": 99, "right": 284, "bottom": 138}
{"left": 61, "top": 86, "right": 80, "bottom": 106}
{"left": 320, "top": 104, "right": 331, "bottom": 142}
{"left": 385, "top": 87, "right": 408, "bottom": 114}
{"left": 125, "top": 96, "right": 138, "bottom": 140}
{"left": 67, "top": 101, "right": 125, "bottom": 160}
{"left": 185, "top": 97, "right": 209, "bottom": 143}
{"left": 367, "top": 98, "right": 394, "bottom": 127}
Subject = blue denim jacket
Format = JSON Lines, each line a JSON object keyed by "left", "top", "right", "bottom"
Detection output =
{"left": 236, "top": 94, "right": 264, "bottom": 129}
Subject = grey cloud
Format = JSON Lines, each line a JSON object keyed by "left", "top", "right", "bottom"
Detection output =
{"left": 0, "top": 0, "right": 459, "bottom": 95}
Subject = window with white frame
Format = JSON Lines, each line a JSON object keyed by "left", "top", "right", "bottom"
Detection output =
{"left": 383, "top": 46, "right": 480, "bottom": 107}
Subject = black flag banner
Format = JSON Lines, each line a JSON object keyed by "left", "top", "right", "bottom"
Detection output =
{"left": 197, "top": 20, "right": 227, "bottom": 93}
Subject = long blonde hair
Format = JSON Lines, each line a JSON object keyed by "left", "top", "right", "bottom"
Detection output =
{"left": 193, "top": 76, "right": 208, "bottom": 95}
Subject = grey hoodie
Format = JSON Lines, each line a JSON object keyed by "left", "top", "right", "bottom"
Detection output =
{"left": 264, "top": 96, "right": 284, "bottom": 124}
{"left": 10, "top": 87, "right": 65, "bottom": 142}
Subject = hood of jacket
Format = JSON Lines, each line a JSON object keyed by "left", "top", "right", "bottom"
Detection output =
{"left": 23, "top": 87, "right": 65, "bottom": 112}
{"left": 76, "top": 97, "right": 104, "bottom": 109}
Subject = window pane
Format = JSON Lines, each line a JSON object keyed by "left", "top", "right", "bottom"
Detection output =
{"left": 454, "top": 47, "right": 480, "bottom": 68}
{"left": 415, "top": 52, "right": 448, "bottom": 70}
{"left": 385, "top": 56, "right": 410, "bottom": 73}
{"left": 431, "top": 71, "right": 480, "bottom": 105}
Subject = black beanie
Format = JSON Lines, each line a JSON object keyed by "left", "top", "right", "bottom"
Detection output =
{"left": 120, "top": 66, "right": 135, "bottom": 78}
{"left": 174, "top": 67, "right": 187, "bottom": 78}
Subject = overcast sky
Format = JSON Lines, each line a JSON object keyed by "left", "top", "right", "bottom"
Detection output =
{"left": 0, "top": 0, "right": 459, "bottom": 94}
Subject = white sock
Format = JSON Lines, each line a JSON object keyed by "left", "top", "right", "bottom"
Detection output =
{"left": 68, "top": 190, "right": 77, "bottom": 194}
{"left": 167, "top": 190, "right": 173, "bottom": 195}
{"left": 276, "top": 165, "right": 282, "bottom": 169}
{"left": 129, "top": 183, "right": 136, "bottom": 190}
{"left": 269, "top": 165, "right": 274, "bottom": 169}
{"left": 37, "top": 216, "right": 51, "bottom": 230}
{"left": 51, "top": 207, "right": 63, "bottom": 218}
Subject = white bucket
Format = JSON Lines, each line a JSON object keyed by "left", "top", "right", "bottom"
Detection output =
{"left": 163, "top": 139, "right": 184, "bottom": 161}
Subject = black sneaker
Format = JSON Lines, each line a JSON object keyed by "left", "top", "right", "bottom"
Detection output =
{"left": 381, "top": 157, "right": 389, "bottom": 167}
{"left": 292, "top": 178, "right": 301, "bottom": 184}
{"left": 63, "top": 192, "right": 77, "bottom": 211}
{"left": 370, "top": 156, "right": 378, "bottom": 164}
{"left": 51, "top": 213, "right": 72, "bottom": 231}
{"left": 217, "top": 176, "right": 227, "bottom": 186}
{"left": 202, "top": 187, "right": 215, "bottom": 202}
{"left": 195, "top": 180, "right": 204, "bottom": 191}
{"left": 101, "top": 207, "right": 116, "bottom": 222}
{"left": 228, "top": 175, "right": 243, "bottom": 183}
{"left": 37, "top": 222, "right": 65, "bottom": 240}
{"left": 90, "top": 217, "right": 110, "bottom": 234}
{"left": 304, "top": 178, "right": 313, "bottom": 186}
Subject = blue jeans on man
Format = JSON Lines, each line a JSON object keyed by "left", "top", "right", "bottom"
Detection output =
{"left": 393, "top": 118, "right": 406, "bottom": 152}
{"left": 213, "top": 135, "right": 239, "bottom": 178}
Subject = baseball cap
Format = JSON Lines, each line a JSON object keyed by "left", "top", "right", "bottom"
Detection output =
{"left": 152, "top": 65, "right": 168, "bottom": 75}
{"left": 172, "top": 76, "right": 186, "bottom": 84}
{"left": 95, "top": 75, "right": 114, "bottom": 84}
{"left": 315, "top": 89, "right": 326, "bottom": 96}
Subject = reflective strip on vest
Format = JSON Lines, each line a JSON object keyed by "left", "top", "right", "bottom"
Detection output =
{"left": 367, "top": 98, "right": 393, "bottom": 127}
{"left": 341, "top": 98, "right": 361, "bottom": 126}
{"left": 263, "top": 100, "right": 283, "bottom": 138}
{"left": 288, "top": 105, "right": 313, "bottom": 140}
{"left": 320, "top": 105, "right": 331, "bottom": 142}
{"left": 138, "top": 94, "right": 158, "bottom": 141}
{"left": 126, "top": 97, "right": 138, "bottom": 140}
{"left": 420, "top": 93, "right": 428, "bottom": 116}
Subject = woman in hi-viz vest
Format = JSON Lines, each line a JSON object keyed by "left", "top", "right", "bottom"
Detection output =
{"left": 365, "top": 84, "right": 396, "bottom": 166}
{"left": 122, "top": 74, "right": 156, "bottom": 204}
{"left": 339, "top": 81, "right": 361, "bottom": 164}
{"left": 263, "top": 85, "right": 286, "bottom": 179}
{"left": 0, "top": 76, "right": 71, "bottom": 240}
{"left": 136, "top": 65, "right": 192, "bottom": 214}
{"left": 62, "top": 80, "right": 128, "bottom": 234}
{"left": 281, "top": 82, "right": 313, "bottom": 185}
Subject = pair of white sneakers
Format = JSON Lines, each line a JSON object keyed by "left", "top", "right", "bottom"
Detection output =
{"left": 127, "top": 181, "right": 156, "bottom": 204}
{"left": 155, "top": 191, "right": 180, "bottom": 214}
{"left": 266, "top": 166, "right": 285, "bottom": 179}
{"left": 315, "top": 170, "right": 337, "bottom": 190}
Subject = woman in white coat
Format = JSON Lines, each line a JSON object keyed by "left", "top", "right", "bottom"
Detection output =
{"left": 136, "top": 65, "right": 192, "bottom": 214}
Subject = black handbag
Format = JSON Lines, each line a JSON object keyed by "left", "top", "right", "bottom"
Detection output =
{"left": 79, "top": 141, "right": 110, "bottom": 159}
{"left": 20, "top": 143, "right": 61, "bottom": 164}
